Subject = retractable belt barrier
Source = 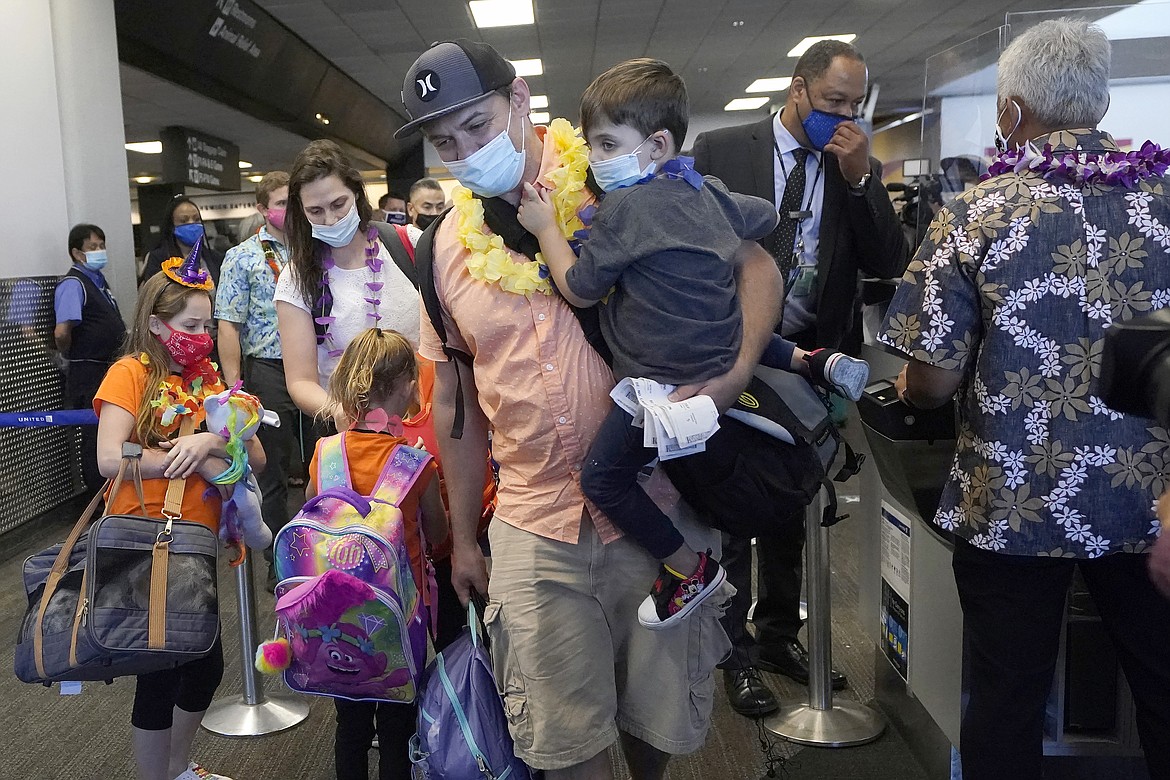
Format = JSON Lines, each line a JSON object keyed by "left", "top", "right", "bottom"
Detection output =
{"left": 764, "top": 487, "right": 886, "bottom": 747}
{"left": 0, "top": 409, "right": 279, "bottom": 429}
{"left": 0, "top": 410, "right": 98, "bottom": 427}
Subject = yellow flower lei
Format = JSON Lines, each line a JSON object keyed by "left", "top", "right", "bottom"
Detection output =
{"left": 452, "top": 118, "right": 591, "bottom": 297}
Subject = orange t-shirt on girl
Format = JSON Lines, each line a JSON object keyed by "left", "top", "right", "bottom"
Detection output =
{"left": 93, "top": 356, "right": 223, "bottom": 531}
{"left": 307, "top": 432, "right": 439, "bottom": 590}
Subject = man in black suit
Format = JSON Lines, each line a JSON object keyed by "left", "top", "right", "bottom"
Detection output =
{"left": 693, "top": 40, "right": 909, "bottom": 717}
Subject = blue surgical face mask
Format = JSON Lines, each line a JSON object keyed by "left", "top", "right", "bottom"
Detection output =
{"left": 443, "top": 108, "right": 527, "bottom": 198}
{"left": 83, "top": 250, "right": 108, "bottom": 271}
{"left": 590, "top": 134, "right": 659, "bottom": 192}
{"left": 173, "top": 222, "right": 205, "bottom": 246}
{"left": 311, "top": 202, "right": 361, "bottom": 247}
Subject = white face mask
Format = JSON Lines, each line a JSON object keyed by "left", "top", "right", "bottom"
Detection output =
{"left": 443, "top": 107, "right": 527, "bottom": 198}
{"left": 310, "top": 202, "right": 361, "bottom": 247}
{"left": 995, "top": 100, "right": 1023, "bottom": 154}
{"left": 590, "top": 135, "right": 658, "bottom": 192}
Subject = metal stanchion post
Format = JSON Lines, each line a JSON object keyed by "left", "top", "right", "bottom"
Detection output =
{"left": 203, "top": 553, "right": 310, "bottom": 736}
{"left": 764, "top": 487, "right": 885, "bottom": 747}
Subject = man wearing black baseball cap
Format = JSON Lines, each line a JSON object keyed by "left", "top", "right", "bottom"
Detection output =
{"left": 399, "top": 39, "right": 781, "bottom": 779}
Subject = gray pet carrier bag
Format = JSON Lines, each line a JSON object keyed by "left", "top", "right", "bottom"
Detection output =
{"left": 15, "top": 436, "right": 220, "bottom": 685}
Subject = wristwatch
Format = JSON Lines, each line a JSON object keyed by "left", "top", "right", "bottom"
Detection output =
{"left": 848, "top": 172, "right": 871, "bottom": 194}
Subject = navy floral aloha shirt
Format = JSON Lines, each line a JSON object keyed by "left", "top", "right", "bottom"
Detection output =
{"left": 880, "top": 128, "right": 1170, "bottom": 558}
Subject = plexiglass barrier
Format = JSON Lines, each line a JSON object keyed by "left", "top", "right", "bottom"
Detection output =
{"left": 913, "top": 2, "right": 1170, "bottom": 245}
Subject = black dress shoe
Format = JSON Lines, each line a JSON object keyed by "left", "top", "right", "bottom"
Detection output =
{"left": 723, "top": 667, "right": 779, "bottom": 717}
{"left": 757, "top": 638, "right": 848, "bottom": 690}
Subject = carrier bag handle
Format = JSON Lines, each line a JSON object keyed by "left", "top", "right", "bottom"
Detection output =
{"left": 34, "top": 448, "right": 139, "bottom": 679}
{"left": 300, "top": 486, "right": 372, "bottom": 517}
{"left": 150, "top": 416, "right": 196, "bottom": 649}
{"left": 467, "top": 587, "right": 490, "bottom": 653}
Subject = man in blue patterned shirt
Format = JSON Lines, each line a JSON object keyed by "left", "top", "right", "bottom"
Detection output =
{"left": 880, "top": 18, "right": 1170, "bottom": 779}
{"left": 215, "top": 171, "right": 301, "bottom": 584}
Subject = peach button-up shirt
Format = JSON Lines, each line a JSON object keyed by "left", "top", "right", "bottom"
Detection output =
{"left": 417, "top": 128, "right": 637, "bottom": 544}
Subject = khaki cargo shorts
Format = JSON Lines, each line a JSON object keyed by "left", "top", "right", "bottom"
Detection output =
{"left": 484, "top": 512, "right": 734, "bottom": 771}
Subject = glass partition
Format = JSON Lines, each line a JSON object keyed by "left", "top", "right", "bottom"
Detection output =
{"left": 914, "top": 2, "right": 1170, "bottom": 246}
{"left": 911, "top": 27, "right": 1006, "bottom": 249}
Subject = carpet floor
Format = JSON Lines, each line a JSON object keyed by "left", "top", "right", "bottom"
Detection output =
{"left": 2, "top": 426, "right": 928, "bottom": 779}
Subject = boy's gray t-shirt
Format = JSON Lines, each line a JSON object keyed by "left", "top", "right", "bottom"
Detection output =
{"left": 564, "top": 174, "right": 778, "bottom": 384}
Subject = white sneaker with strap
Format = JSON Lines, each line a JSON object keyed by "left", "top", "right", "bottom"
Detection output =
{"left": 173, "top": 762, "right": 234, "bottom": 780}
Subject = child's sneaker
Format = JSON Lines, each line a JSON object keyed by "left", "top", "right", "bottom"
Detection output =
{"left": 638, "top": 551, "right": 726, "bottom": 630}
{"left": 174, "top": 763, "right": 233, "bottom": 780}
{"left": 804, "top": 349, "right": 870, "bottom": 402}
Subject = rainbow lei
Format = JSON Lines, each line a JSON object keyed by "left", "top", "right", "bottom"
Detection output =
{"left": 985, "top": 138, "right": 1170, "bottom": 186}
{"left": 452, "top": 118, "right": 591, "bottom": 297}
{"left": 142, "top": 352, "right": 226, "bottom": 428}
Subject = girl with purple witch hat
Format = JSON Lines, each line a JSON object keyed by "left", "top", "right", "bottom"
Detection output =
{"left": 95, "top": 241, "right": 266, "bottom": 780}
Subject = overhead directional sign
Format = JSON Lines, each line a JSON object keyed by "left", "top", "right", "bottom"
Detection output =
{"left": 160, "top": 126, "right": 241, "bottom": 191}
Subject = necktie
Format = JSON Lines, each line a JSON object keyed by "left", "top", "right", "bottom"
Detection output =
{"left": 760, "top": 147, "right": 809, "bottom": 288}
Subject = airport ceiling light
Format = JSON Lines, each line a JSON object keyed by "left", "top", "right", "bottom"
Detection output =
{"left": 529, "top": 94, "right": 549, "bottom": 109}
{"left": 239, "top": 160, "right": 253, "bottom": 169}
{"left": 133, "top": 175, "right": 156, "bottom": 184}
{"left": 509, "top": 58, "right": 543, "bottom": 77}
{"left": 746, "top": 77, "right": 792, "bottom": 93}
{"left": 125, "top": 141, "right": 162, "bottom": 154}
{"left": 248, "top": 174, "right": 265, "bottom": 183}
{"left": 470, "top": 0, "right": 534, "bottom": 28}
{"left": 724, "top": 97, "right": 770, "bottom": 111}
{"left": 787, "top": 34, "right": 857, "bottom": 57}
{"left": 530, "top": 111, "right": 551, "bottom": 124}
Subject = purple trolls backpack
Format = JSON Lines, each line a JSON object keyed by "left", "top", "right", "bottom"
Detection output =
{"left": 409, "top": 593, "right": 534, "bottom": 780}
{"left": 271, "top": 432, "right": 433, "bottom": 703}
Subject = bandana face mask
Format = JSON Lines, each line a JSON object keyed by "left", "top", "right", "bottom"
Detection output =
{"left": 155, "top": 319, "right": 214, "bottom": 367}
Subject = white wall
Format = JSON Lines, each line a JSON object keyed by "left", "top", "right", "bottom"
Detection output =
{"left": 0, "top": 1, "right": 70, "bottom": 280}
{"left": 50, "top": 0, "right": 136, "bottom": 313}
{"left": 0, "top": 0, "right": 135, "bottom": 324}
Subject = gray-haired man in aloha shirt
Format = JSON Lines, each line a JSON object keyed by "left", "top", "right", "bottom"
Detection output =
{"left": 880, "top": 18, "right": 1170, "bottom": 780}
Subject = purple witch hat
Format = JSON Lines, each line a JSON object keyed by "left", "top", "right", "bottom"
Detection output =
{"left": 161, "top": 237, "right": 213, "bottom": 290}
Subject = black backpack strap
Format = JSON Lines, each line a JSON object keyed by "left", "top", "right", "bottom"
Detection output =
{"left": 415, "top": 208, "right": 476, "bottom": 440}
{"left": 475, "top": 194, "right": 614, "bottom": 366}
{"left": 372, "top": 221, "right": 419, "bottom": 290}
{"left": 833, "top": 440, "right": 865, "bottom": 483}
{"left": 310, "top": 224, "right": 420, "bottom": 342}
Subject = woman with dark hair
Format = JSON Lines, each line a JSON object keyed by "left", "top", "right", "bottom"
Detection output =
{"left": 140, "top": 197, "right": 224, "bottom": 287}
{"left": 274, "top": 140, "right": 420, "bottom": 420}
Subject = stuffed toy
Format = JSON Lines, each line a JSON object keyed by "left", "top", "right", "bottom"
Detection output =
{"left": 204, "top": 383, "right": 275, "bottom": 563}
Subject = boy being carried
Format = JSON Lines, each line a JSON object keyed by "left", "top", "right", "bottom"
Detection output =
{"left": 518, "top": 58, "right": 867, "bottom": 629}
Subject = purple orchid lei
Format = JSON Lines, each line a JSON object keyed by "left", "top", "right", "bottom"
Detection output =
{"left": 984, "top": 139, "right": 1170, "bottom": 187}
{"left": 315, "top": 226, "right": 384, "bottom": 358}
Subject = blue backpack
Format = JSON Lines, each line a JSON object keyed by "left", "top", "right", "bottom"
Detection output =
{"left": 409, "top": 596, "right": 533, "bottom": 780}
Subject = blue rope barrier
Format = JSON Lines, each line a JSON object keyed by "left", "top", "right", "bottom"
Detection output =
{"left": 0, "top": 410, "right": 98, "bottom": 427}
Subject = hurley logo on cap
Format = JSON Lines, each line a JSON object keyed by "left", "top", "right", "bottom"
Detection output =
{"left": 415, "top": 70, "right": 441, "bottom": 101}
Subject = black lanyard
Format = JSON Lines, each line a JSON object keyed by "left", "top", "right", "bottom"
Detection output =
{"left": 773, "top": 138, "right": 823, "bottom": 254}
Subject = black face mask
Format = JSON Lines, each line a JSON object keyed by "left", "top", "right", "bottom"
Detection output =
{"left": 414, "top": 212, "right": 439, "bottom": 231}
